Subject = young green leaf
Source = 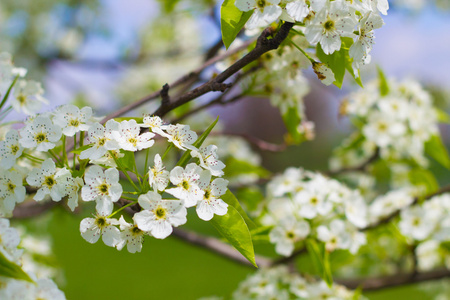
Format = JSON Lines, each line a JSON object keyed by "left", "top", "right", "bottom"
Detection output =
{"left": 210, "top": 205, "right": 257, "bottom": 267}
{"left": 435, "top": 108, "right": 450, "bottom": 124}
{"left": 408, "top": 168, "right": 439, "bottom": 195}
{"left": 117, "top": 150, "right": 136, "bottom": 172}
{"left": 221, "top": 0, "right": 252, "bottom": 49}
{"left": 176, "top": 116, "right": 219, "bottom": 168}
{"left": 70, "top": 144, "right": 92, "bottom": 155}
{"left": 425, "top": 135, "right": 450, "bottom": 169}
{"left": 0, "top": 251, "right": 34, "bottom": 283}
{"left": 224, "top": 157, "right": 271, "bottom": 179}
{"left": 305, "top": 239, "right": 333, "bottom": 287}
{"left": 222, "top": 189, "right": 257, "bottom": 229}
{"left": 316, "top": 37, "right": 363, "bottom": 88}
{"left": 377, "top": 66, "right": 390, "bottom": 96}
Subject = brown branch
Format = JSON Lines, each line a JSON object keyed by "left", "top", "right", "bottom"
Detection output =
{"left": 100, "top": 37, "right": 256, "bottom": 123}
{"left": 152, "top": 22, "right": 295, "bottom": 118}
{"left": 215, "top": 132, "right": 288, "bottom": 152}
{"left": 171, "top": 228, "right": 272, "bottom": 268}
{"left": 337, "top": 269, "right": 450, "bottom": 291}
{"left": 362, "top": 184, "right": 450, "bottom": 231}
{"left": 13, "top": 201, "right": 57, "bottom": 219}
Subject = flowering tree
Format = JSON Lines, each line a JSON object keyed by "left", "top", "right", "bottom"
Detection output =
{"left": 1, "top": 0, "right": 450, "bottom": 299}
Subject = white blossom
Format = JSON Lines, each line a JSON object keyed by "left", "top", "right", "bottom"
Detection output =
{"left": 165, "top": 124, "right": 198, "bottom": 151}
{"left": 0, "top": 129, "right": 23, "bottom": 169}
{"left": 80, "top": 209, "right": 121, "bottom": 247}
{"left": 10, "top": 80, "right": 48, "bottom": 115}
{"left": 116, "top": 215, "right": 145, "bottom": 253}
{"left": 79, "top": 120, "right": 120, "bottom": 160}
{"left": 196, "top": 170, "right": 229, "bottom": 221}
{"left": 26, "top": 158, "right": 71, "bottom": 202}
{"left": 52, "top": 104, "right": 93, "bottom": 136}
{"left": 166, "top": 163, "right": 204, "bottom": 207}
{"left": 81, "top": 166, "right": 123, "bottom": 215}
{"left": 19, "top": 116, "right": 62, "bottom": 152}
{"left": 0, "top": 169, "right": 26, "bottom": 216}
{"left": 235, "top": 0, "right": 282, "bottom": 30}
{"left": 191, "top": 145, "right": 226, "bottom": 177}
{"left": 134, "top": 191, "right": 187, "bottom": 239}
{"left": 113, "top": 119, "right": 155, "bottom": 151}
{"left": 148, "top": 154, "right": 169, "bottom": 192}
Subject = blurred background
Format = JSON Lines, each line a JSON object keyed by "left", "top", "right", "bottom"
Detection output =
{"left": 2, "top": 0, "right": 450, "bottom": 298}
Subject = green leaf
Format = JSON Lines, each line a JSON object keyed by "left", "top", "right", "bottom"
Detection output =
{"left": 222, "top": 189, "right": 257, "bottom": 229}
{"left": 0, "top": 251, "right": 34, "bottom": 283}
{"left": 377, "top": 66, "right": 390, "bottom": 96}
{"left": 316, "top": 37, "right": 363, "bottom": 88}
{"left": 408, "top": 168, "right": 439, "bottom": 195}
{"left": 305, "top": 239, "right": 333, "bottom": 287}
{"left": 425, "top": 135, "right": 450, "bottom": 169}
{"left": 236, "top": 186, "right": 264, "bottom": 214}
{"left": 210, "top": 205, "right": 257, "bottom": 267}
{"left": 224, "top": 157, "right": 270, "bottom": 178}
{"left": 176, "top": 116, "right": 219, "bottom": 168}
{"left": 435, "top": 108, "right": 450, "bottom": 124}
{"left": 156, "top": 0, "right": 180, "bottom": 13}
{"left": 114, "top": 117, "right": 143, "bottom": 123}
{"left": 220, "top": 0, "right": 252, "bottom": 49}
{"left": 117, "top": 151, "right": 136, "bottom": 172}
{"left": 70, "top": 144, "right": 92, "bottom": 155}
{"left": 282, "top": 106, "right": 302, "bottom": 144}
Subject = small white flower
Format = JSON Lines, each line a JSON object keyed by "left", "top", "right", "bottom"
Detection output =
{"left": 116, "top": 215, "right": 145, "bottom": 253}
{"left": 0, "top": 218, "right": 21, "bottom": 253}
{"left": 305, "top": 1, "right": 357, "bottom": 55}
{"left": 399, "top": 206, "right": 436, "bottom": 241}
{"left": 79, "top": 120, "right": 120, "bottom": 160}
{"left": 113, "top": 119, "right": 155, "bottom": 151}
{"left": 2, "top": 278, "right": 66, "bottom": 300}
{"left": 81, "top": 166, "right": 123, "bottom": 215}
{"left": 196, "top": 170, "right": 229, "bottom": 221}
{"left": 89, "top": 149, "right": 124, "bottom": 167}
{"left": 269, "top": 216, "right": 310, "bottom": 256}
{"left": 0, "top": 169, "right": 26, "bottom": 216}
{"left": 191, "top": 145, "right": 226, "bottom": 177}
{"left": 19, "top": 116, "right": 62, "bottom": 152}
{"left": 26, "top": 159, "right": 71, "bottom": 201}
{"left": 52, "top": 104, "right": 93, "bottom": 136}
{"left": 80, "top": 210, "right": 121, "bottom": 247}
{"left": 166, "top": 163, "right": 204, "bottom": 207}
{"left": 235, "top": 0, "right": 282, "bottom": 30}
{"left": 61, "top": 176, "right": 84, "bottom": 212}
{"left": 148, "top": 154, "right": 169, "bottom": 192}
{"left": 134, "top": 191, "right": 187, "bottom": 239}
{"left": 10, "top": 79, "right": 48, "bottom": 115}
{"left": 317, "top": 219, "right": 352, "bottom": 252}
{"left": 140, "top": 115, "right": 169, "bottom": 137}
{"left": 0, "top": 129, "right": 23, "bottom": 169}
{"left": 165, "top": 124, "right": 198, "bottom": 151}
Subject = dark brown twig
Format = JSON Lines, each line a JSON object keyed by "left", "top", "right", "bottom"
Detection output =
{"left": 337, "top": 269, "right": 450, "bottom": 291}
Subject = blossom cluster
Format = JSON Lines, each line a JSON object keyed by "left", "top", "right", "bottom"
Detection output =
{"left": 235, "top": 0, "right": 387, "bottom": 73}
{"left": 342, "top": 78, "right": 438, "bottom": 165}
{"left": 397, "top": 194, "right": 450, "bottom": 271}
{"left": 0, "top": 218, "right": 66, "bottom": 299}
{"left": 228, "top": 266, "right": 364, "bottom": 300}
{"left": 259, "top": 168, "right": 367, "bottom": 256}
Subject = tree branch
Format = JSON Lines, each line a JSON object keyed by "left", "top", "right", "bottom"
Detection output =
{"left": 152, "top": 22, "right": 294, "bottom": 118}
{"left": 100, "top": 37, "right": 256, "bottom": 123}
{"left": 362, "top": 184, "right": 450, "bottom": 231}
{"left": 171, "top": 228, "right": 272, "bottom": 268}
{"left": 337, "top": 269, "right": 450, "bottom": 291}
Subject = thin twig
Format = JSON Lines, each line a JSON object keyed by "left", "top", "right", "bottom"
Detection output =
{"left": 171, "top": 228, "right": 272, "bottom": 268}
{"left": 101, "top": 37, "right": 256, "bottom": 123}
{"left": 152, "top": 22, "right": 295, "bottom": 118}
{"left": 362, "top": 184, "right": 450, "bottom": 231}
{"left": 337, "top": 269, "right": 450, "bottom": 291}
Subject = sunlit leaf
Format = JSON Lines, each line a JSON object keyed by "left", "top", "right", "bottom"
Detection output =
{"left": 221, "top": 0, "right": 252, "bottom": 49}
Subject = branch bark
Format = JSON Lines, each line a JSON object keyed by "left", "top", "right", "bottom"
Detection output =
{"left": 337, "top": 269, "right": 450, "bottom": 291}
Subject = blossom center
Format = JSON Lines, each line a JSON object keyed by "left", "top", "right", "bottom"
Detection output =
{"left": 323, "top": 19, "right": 335, "bottom": 31}
{"left": 44, "top": 175, "right": 56, "bottom": 187}
{"left": 131, "top": 225, "right": 143, "bottom": 236}
{"left": 70, "top": 119, "right": 80, "bottom": 127}
{"left": 310, "top": 197, "right": 318, "bottom": 205}
{"left": 10, "top": 145, "right": 19, "bottom": 155}
{"left": 98, "top": 138, "right": 106, "bottom": 146}
{"left": 128, "top": 137, "right": 138, "bottom": 147}
{"left": 155, "top": 206, "right": 167, "bottom": 219}
{"left": 182, "top": 180, "right": 190, "bottom": 190}
{"left": 35, "top": 132, "right": 47, "bottom": 143}
{"left": 7, "top": 182, "right": 16, "bottom": 192}
{"left": 204, "top": 189, "right": 211, "bottom": 200}
{"left": 286, "top": 231, "right": 295, "bottom": 239}
{"left": 17, "top": 94, "right": 27, "bottom": 104}
{"left": 95, "top": 216, "right": 107, "bottom": 228}
{"left": 98, "top": 183, "right": 109, "bottom": 194}
{"left": 256, "top": 0, "right": 266, "bottom": 9}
